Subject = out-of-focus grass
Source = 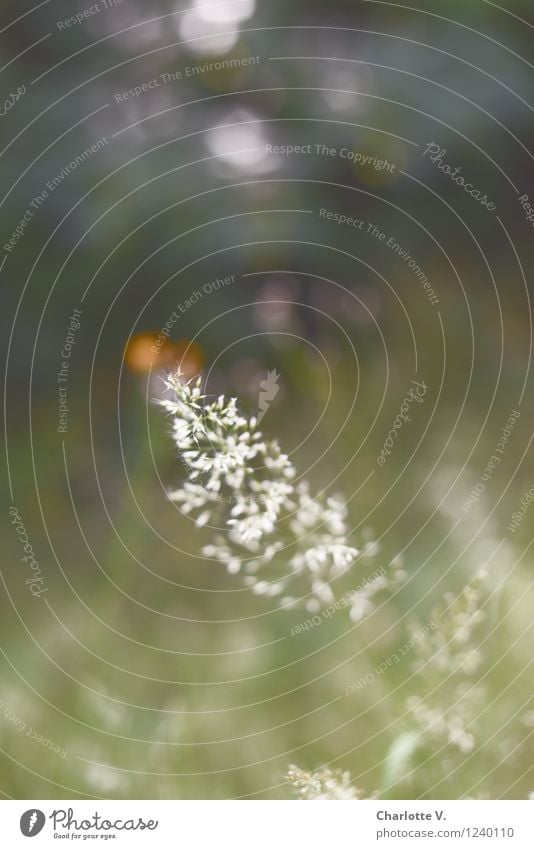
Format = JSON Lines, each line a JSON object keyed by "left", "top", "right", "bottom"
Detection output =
{"left": 2, "top": 280, "right": 533, "bottom": 799}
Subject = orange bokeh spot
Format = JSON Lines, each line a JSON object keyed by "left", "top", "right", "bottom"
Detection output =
{"left": 125, "top": 332, "right": 177, "bottom": 374}
{"left": 125, "top": 333, "right": 203, "bottom": 377}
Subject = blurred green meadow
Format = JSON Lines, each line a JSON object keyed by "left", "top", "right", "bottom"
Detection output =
{"left": 2, "top": 0, "right": 534, "bottom": 799}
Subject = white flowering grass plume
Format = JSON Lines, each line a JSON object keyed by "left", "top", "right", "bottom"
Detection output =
{"left": 406, "top": 571, "right": 487, "bottom": 757}
{"left": 286, "top": 765, "right": 370, "bottom": 800}
{"left": 158, "top": 372, "right": 401, "bottom": 613}
{"left": 289, "top": 573, "right": 489, "bottom": 799}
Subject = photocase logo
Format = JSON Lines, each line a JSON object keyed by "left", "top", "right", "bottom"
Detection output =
{"left": 20, "top": 809, "right": 46, "bottom": 837}
{"left": 257, "top": 370, "right": 280, "bottom": 423}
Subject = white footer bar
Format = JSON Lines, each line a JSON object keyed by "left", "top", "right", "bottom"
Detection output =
{"left": 1, "top": 800, "right": 532, "bottom": 847}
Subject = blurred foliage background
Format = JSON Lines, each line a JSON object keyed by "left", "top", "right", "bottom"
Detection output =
{"left": 1, "top": 0, "right": 534, "bottom": 799}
